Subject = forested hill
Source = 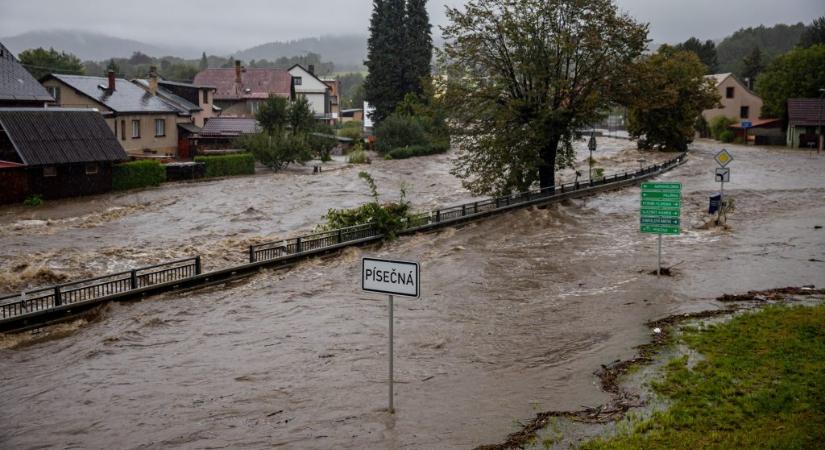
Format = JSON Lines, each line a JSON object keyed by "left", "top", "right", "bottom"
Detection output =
{"left": 716, "top": 23, "right": 807, "bottom": 75}
{"left": 233, "top": 35, "right": 368, "bottom": 73}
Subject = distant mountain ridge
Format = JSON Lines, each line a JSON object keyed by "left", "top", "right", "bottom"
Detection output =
{"left": 233, "top": 35, "right": 368, "bottom": 72}
{"left": 0, "top": 30, "right": 200, "bottom": 60}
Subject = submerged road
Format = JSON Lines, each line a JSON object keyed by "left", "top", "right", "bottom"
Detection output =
{"left": 1, "top": 141, "right": 824, "bottom": 449}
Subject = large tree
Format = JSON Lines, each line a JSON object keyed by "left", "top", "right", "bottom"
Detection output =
{"left": 403, "top": 0, "right": 433, "bottom": 95}
{"left": 740, "top": 47, "right": 764, "bottom": 86}
{"left": 18, "top": 47, "right": 84, "bottom": 79}
{"left": 440, "top": 0, "right": 647, "bottom": 194}
{"left": 756, "top": 44, "right": 825, "bottom": 119}
{"left": 674, "top": 37, "right": 718, "bottom": 73}
{"left": 626, "top": 46, "right": 719, "bottom": 151}
{"left": 798, "top": 16, "right": 825, "bottom": 48}
{"left": 364, "top": 0, "right": 408, "bottom": 124}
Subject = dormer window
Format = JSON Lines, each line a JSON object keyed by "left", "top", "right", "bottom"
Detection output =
{"left": 294, "top": 77, "right": 302, "bottom": 86}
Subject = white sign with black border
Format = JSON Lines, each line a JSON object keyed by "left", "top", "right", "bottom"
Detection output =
{"left": 715, "top": 167, "right": 730, "bottom": 182}
{"left": 362, "top": 257, "right": 420, "bottom": 298}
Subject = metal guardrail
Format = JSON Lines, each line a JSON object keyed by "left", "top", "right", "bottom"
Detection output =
{"left": 0, "top": 257, "right": 200, "bottom": 319}
{"left": 0, "top": 153, "right": 685, "bottom": 327}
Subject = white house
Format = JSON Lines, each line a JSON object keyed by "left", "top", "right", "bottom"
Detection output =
{"left": 288, "top": 64, "right": 331, "bottom": 121}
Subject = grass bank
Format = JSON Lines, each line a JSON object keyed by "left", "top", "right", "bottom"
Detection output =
{"left": 582, "top": 304, "right": 825, "bottom": 450}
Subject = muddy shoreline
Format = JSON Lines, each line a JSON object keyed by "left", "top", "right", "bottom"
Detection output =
{"left": 476, "top": 287, "right": 825, "bottom": 450}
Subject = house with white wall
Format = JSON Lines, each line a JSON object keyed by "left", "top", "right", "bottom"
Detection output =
{"left": 702, "top": 73, "right": 763, "bottom": 123}
{"left": 288, "top": 64, "right": 331, "bottom": 122}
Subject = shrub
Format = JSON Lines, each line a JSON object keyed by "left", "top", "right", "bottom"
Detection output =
{"left": 719, "top": 130, "right": 735, "bottom": 143}
{"left": 194, "top": 153, "right": 255, "bottom": 177}
{"left": 384, "top": 141, "right": 450, "bottom": 159}
{"left": 374, "top": 115, "right": 428, "bottom": 154}
{"left": 113, "top": 160, "right": 166, "bottom": 191}
{"left": 348, "top": 149, "right": 371, "bottom": 164}
{"left": 23, "top": 194, "right": 43, "bottom": 207}
{"left": 337, "top": 126, "right": 363, "bottom": 141}
{"left": 235, "top": 134, "right": 312, "bottom": 171}
{"left": 709, "top": 116, "right": 737, "bottom": 140}
{"left": 320, "top": 172, "right": 410, "bottom": 238}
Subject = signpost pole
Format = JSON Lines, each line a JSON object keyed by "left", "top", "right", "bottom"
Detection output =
{"left": 718, "top": 178, "right": 725, "bottom": 224}
{"left": 657, "top": 234, "right": 662, "bottom": 276}
{"left": 388, "top": 294, "right": 394, "bottom": 414}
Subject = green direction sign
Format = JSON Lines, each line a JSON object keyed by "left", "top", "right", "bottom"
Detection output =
{"left": 640, "top": 208, "right": 680, "bottom": 217}
{"left": 641, "top": 182, "right": 682, "bottom": 191}
{"left": 641, "top": 217, "right": 681, "bottom": 226}
{"left": 641, "top": 191, "right": 681, "bottom": 200}
{"left": 641, "top": 199, "right": 681, "bottom": 208}
{"left": 641, "top": 224, "right": 681, "bottom": 235}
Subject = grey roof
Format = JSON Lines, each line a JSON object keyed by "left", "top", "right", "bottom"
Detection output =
{"left": 0, "top": 108, "right": 127, "bottom": 166}
{"left": 200, "top": 117, "right": 260, "bottom": 136}
{"left": 0, "top": 42, "right": 53, "bottom": 103}
{"left": 158, "top": 79, "right": 216, "bottom": 90}
{"left": 48, "top": 74, "right": 178, "bottom": 114}
{"left": 133, "top": 79, "right": 198, "bottom": 115}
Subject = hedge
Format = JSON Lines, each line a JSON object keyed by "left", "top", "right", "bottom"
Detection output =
{"left": 113, "top": 160, "right": 166, "bottom": 191}
{"left": 384, "top": 141, "right": 450, "bottom": 160}
{"left": 194, "top": 153, "right": 255, "bottom": 177}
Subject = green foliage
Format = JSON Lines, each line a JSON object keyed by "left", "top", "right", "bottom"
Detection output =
{"left": 194, "top": 153, "right": 255, "bottom": 177}
{"left": 626, "top": 47, "right": 719, "bottom": 151}
{"left": 23, "top": 195, "right": 43, "bottom": 207}
{"left": 374, "top": 114, "right": 429, "bottom": 153}
{"left": 403, "top": 0, "right": 433, "bottom": 96}
{"left": 799, "top": 16, "right": 825, "bottom": 48}
{"left": 235, "top": 134, "right": 311, "bottom": 171}
{"left": 18, "top": 47, "right": 84, "bottom": 79}
{"left": 756, "top": 44, "right": 825, "bottom": 119}
{"left": 716, "top": 23, "right": 807, "bottom": 77}
{"left": 582, "top": 304, "right": 825, "bottom": 450}
{"left": 441, "top": 0, "right": 648, "bottom": 193}
{"left": 257, "top": 95, "right": 289, "bottom": 134}
{"left": 337, "top": 73, "right": 366, "bottom": 108}
{"left": 348, "top": 148, "right": 371, "bottom": 164}
{"left": 741, "top": 47, "right": 765, "bottom": 84}
{"left": 320, "top": 171, "right": 411, "bottom": 238}
{"left": 308, "top": 124, "right": 337, "bottom": 162}
{"left": 246, "top": 52, "right": 334, "bottom": 75}
{"left": 199, "top": 52, "right": 208, "bottom": 71}
{"left": 337, "top": 125, "right": 363, "bottom": 141}
{"left": 694, "top": 115, "right": 710, "bottom": 138}
{"left": 385, "top": 142, "right": 450, "bottom": 160}
{"left": 719, "top": 130, "right": 735, "bottom": 143}
{"left": 673, "top": 37, "right": 718, "bottom": 73}
{"left": 709, "top": 116, "right": 737, "bottom": 140}
{"left": 287, "top": 96, "right": 316, "bottom": 136}
{"left": 112, "top": 160, "right": 166, "bottom": 191}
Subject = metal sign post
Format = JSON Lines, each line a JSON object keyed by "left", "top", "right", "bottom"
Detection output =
{"left": 714, "top": 149, "right": 734, "bottom": 224}
{"left": 640, "top": 182, "right": 682, "bottom": 276}
{"left": 362, "top": 257, "right": 420, "bottom": 414}
{"left": 740, "top": 120, "right": 752, "bottom": 145}
{"left": 588, "top": 132, "right": 597, "bottom": 181}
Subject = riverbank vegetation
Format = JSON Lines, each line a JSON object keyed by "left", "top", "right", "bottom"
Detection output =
{"left": 112, "top": 160, "right": 166, "bottom": 190}
{"left": 583, "top": 303, "right": 825, "bottom": 449}
{"left": 319, "top": 171, "right": 410, "bottom": 238}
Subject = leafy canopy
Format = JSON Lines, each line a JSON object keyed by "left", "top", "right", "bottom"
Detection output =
{"left": 440, "top": 0, "right": 647, "bottom": 194}
{"left": 18, "top": 47, "right": 84, "bottom": 79}
{"left": 674, "top": 37, "right": 718, "bottom": 73}
{"left": 756, "top": 44, "right": 825, "bottom": 119}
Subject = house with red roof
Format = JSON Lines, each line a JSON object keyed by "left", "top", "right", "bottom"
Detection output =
{"left": 193, "top": 61, "right": 294, "bottom": 119}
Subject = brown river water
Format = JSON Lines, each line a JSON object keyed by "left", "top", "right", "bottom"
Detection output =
{"left": 1, "top": 140, "right": 824, "bottom": 449}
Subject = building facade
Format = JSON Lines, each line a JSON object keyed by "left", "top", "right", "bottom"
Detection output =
{"left": 702, "top": 73, "right": 764, "bottom": 123}
{"left": 289, "top": 64, "right": 331, "bottom": 121}
{"left": 194, "top": 61, "right": 293, "bottom": 119}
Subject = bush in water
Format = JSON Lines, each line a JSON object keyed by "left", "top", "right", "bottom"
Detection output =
{"left": 384, "top": 141, "right": 449, "bottom": 160}
{"left": 113, "top": 160, "right": 166, "bottom": 191}
{"left": 23, "top": 194, "right": 43, "bottom": 207}
{"left": 710, "top": 116, "right": 737, "bottom": 140}
{"left": 194, "top": 153, "right": 256, "bottom": 178}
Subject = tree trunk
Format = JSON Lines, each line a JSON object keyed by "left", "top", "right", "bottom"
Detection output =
{"left": 538, "top": 136, "right": 560, "bottom": 189}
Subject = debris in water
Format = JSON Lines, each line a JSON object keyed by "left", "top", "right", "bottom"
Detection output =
{"left": 653, "top": 328, "right": 662, "bottom": 334}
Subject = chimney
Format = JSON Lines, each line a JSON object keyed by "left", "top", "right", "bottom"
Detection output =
{"left": 308, "top": 64, "right": 315, "bottom": 75}
{"left": 148, "top": 66, "right": 158, "bottom": 95}
{"left": 107, "top": 70, "right": 116, "bottom": 91}
{"left": 235, "top": 60, "right": 242, "bottom": 84}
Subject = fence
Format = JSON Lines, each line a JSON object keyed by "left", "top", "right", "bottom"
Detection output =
{"left": 0, "top": 153, "right": 685, "bottom": 327}
{"left": 0, "top": 257, "right": 200, "bottom": 319}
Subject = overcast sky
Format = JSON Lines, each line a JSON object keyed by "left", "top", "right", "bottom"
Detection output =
{"left": 1, "top": 0, "right": 823, "bottom": 52}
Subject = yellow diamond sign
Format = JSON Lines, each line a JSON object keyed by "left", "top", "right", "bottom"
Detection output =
{"left": 714, "top": 149, "right": 733, "bottom": 167}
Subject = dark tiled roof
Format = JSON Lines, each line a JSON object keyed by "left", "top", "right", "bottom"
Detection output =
{"left": 193, "top": 68, "right": 292, "bottom": 100}
{"left": 133, "top": 79, "right": 198, "bottom": 115}
{"left": 158, "top": 79, "right": 216, "bottom": 90}
{"left": 788, "top": 98, "right": 825, "bottom": 126}
{"left": 200, "top": 118, "right": 260, "bottom": 136}
{"left": 0, "top": 42, "right": 53, "bottom": 103}
{"left": 49, "top": 74, "right": 178, "bottom": 114}
{"left": 0, "top": 108, "right": 127, "bottom": 166}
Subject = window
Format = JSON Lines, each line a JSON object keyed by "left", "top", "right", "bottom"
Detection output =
{"left": 154, "top": 118, "right": 166, "bottom": 137}
{"left": 46, "top": 86, "right": 61, "bottom": 104}
{"left": 85, "top": 163, "right": 98, "bottom": 175}
{"left": 43, "top": 166, "right": 57, "bottom": 177}
{"left": 249, "top": 101, "right": 261, "bottom": 114}
{"left": 294, "top": 76, "right": 302, "bottom": 86}
{"left": 201, "top": 89, "right": 209, "bottom": 105}
{"left": 121, "top": 120, "right": 126, "bottom": 141}
{"left": 132, "top": 119, "right": 141, "bottom": 138}
{"left": 726, "top": 87, "right": 734, "bottom": 99}
{"left": 740, "top": 106, "right": 750, "bottom": 119}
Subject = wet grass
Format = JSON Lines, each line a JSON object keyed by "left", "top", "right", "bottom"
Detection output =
{"left": 582, "top": 304, "right": 825, "bottom": 450}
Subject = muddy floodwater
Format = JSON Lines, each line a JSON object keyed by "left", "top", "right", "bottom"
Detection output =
{"left": 2, "top": 140, "right": 824, "bottom": 449}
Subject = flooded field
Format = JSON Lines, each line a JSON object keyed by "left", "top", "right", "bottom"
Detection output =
{"left": 0, "top": 137, "right": 661, "bottom": 294}
{"left": 1, "top": 141, "right": 823, "bottom": 449}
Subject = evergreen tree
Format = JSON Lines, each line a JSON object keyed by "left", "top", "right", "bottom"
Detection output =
{"left": 674, "top": 37, "right": 718, "bottom": 73}
{"left": 365, "top": 0, "right": 409, "bottom": 124}
{"left": 403, "top": 0, "right": 432, "bottom": 95}
{"left": 741, "top": 47, "right": 764, "bottom": 87}
{"left": 799, "top": 17, "right": 825, "bottom": 48}
{"left": 200, "top": 52, "right": 208, "bottom": 71}
{"left": 106, "top": 58, "right": 120, "bottom": 75}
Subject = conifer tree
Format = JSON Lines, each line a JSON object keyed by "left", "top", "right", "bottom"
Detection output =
{"left": 365, "top": 0, "right": 411, "bottom": 124}
{"left": 403, "top": 0, "right": 432, "bottom": 95}
{"left": 199, "top": 52, "right": 208, "bottom": 71}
